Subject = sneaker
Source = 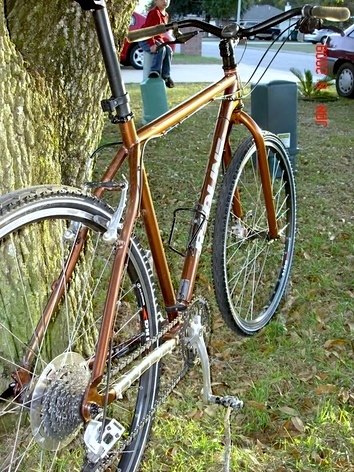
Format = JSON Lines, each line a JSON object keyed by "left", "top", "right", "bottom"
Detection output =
{"left": 148, "top": 71, "right": 160, "bottom": 78}
{"left": 164, "top": 77, "right": 175, "bottom": 88}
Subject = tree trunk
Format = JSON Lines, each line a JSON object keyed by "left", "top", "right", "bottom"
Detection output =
{"left": 0, "top": 0, "right": 137, "bottom": 394}
{"left": 0, "top": 0, "right": 136, "bottom": 189}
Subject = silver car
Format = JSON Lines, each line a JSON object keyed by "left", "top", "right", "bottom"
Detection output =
{"left": 304, "top": 28, "right": 335, "bottom": 44}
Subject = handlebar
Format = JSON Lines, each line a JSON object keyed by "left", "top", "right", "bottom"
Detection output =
{"left": 128, "top": 24, "right": 168, "bottom": 43}
{"left": 302, "top": 5, "right": 350, "bottom": 21}
{"left": 127, "top": 4, "right": 350, "bottom": 43}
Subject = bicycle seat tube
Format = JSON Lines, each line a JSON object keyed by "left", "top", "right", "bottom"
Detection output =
{"left": 82, "top": 2, "right": 146, "bottom": 411}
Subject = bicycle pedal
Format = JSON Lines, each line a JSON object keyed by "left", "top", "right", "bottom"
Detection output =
{"left": 210, "top": 394, "right": 244, "bottom": 411}
{"left": 84, "top": 415, "right": 125, "bottom": 464}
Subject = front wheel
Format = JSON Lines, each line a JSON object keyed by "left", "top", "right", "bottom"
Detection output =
{"left": 0, "top": 186, "right": 159, "bottom": 471}
{"left": 336, "top": 62, "right": 354, "bottom": 98}
{"left": 213, "top": 133, "right": 296, "bottom": 335}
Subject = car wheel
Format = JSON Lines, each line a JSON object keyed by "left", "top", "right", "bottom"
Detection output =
{"left": 271, "top": 33, "right": 278, "bottom": 41}
{"left": 320, "top": 36, "right": 327, "bottom": 44}
{"left": 336, "top": 62, "right": 354, "bottom": 98}
{"left": 129, "top": 44, "right": 144, "bottom": 70}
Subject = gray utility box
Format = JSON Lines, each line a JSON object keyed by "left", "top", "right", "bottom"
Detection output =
{"left": 251, "top": 80, "right": 298, "bottom": 170}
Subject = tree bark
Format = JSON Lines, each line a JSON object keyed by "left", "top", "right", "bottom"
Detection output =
{"left": 0, "top": 0, "right": 136, "bottom": 398}
{"left": 1, "top": 0, "right": 136, "bottom": 189}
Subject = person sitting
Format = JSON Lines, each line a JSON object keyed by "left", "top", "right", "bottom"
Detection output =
{"left": 140, "top": 0, "right": 174, "bottom": 88}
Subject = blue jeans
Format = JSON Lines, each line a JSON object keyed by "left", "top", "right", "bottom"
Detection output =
{"left": 140, "top": 41, "right": 172, "bottom": 78}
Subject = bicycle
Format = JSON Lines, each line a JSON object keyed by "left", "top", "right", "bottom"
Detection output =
{"left": 0, "top": 2, "right": 349, "bottom": 471}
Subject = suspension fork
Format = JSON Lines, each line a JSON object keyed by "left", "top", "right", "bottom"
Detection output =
{"left": 230, "top": 108, "right": 279, "bottom": 239}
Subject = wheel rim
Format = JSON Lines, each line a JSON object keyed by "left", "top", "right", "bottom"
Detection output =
{"left": 0, "top": 196, "right": 158, "bottom": 471}
{"left": 338, "top": 68, "right": 354, "bottom": 95}
{"left": 223, "top": 141, "right": 295, "bottom": 332}
{"left": 131, "top": 47, "right": 144, "bottom": 68}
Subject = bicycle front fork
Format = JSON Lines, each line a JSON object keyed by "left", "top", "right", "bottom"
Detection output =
{"left": 231, "top": 108, "right": 279, "bottom": 240}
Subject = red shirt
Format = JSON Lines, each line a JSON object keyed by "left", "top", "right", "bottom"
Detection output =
{"left": 143, "top": 6, "right": 169, "bottom": 47}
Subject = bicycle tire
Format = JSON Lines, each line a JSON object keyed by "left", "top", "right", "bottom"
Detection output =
{"left": 0, "top": 185, "right": 159, "bottom": 472}
{"left": 213, "top": 133, "right": 296, "bottom": 335}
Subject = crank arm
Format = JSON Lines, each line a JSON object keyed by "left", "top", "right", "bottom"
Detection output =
{"left": 186, "top": 315, "right": 243, "bottom": 410}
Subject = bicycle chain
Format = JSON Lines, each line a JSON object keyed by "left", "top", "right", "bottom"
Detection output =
{"left": 83, "top": 314, "right": 188, "bottom": 471}
{"left": 86, "top": 362, "right": 190, "bottom": 472}
{"left": 109, "top": 312, "right": 183, "bottom": 376}
{"left": 84, "top": 299, "right": 206, "bottom": 471}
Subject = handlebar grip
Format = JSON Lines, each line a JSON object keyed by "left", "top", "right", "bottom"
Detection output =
{"left": 127, "top": 24, "right": 168, "bottom": 42}
{"left": 302, "top": 5, "right": 350, "bottom": 21}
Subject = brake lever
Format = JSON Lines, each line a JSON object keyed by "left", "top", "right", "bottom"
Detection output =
{"left": 155, "top": 31, "right": 199, "bottom": 52}
{"left": 174, "top": 30, "right": 199, "bottom": 43}
{"left": 322, "top": 24, "right": 345, "bottom": 36}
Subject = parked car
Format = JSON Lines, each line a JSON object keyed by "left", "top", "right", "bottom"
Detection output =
{"left": 303, "top": 28, "right": 339, "bottom": 44}
{"left": 326, "top": 24, "right": 354, "bottom": 98}
{"left": 240, "top": 21, "right": 281, "bottom": 40}
{"left": 120, "top": 12, "right": 146, "bottom": 70}
{"left": 120, "top": 12, "right": 176, "bottom": 70}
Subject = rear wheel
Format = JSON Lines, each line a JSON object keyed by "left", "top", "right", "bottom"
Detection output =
{"left": 213, "top": 134, "right": 296, "bottom": 335}
{"left": 0, "top": 186, "right": 159, "bottom": 471}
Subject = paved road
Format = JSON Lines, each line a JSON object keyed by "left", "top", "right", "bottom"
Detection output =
{"left": 202, "top": 40, "right": 319, "bottom": 83}
{"left": 121, "top": 39, "right": 319, "bottom": 84}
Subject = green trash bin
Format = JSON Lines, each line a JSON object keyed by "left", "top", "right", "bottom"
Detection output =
{"left": 140, "top": 77, "right": 169, "bottom": 124}
{"left": 251, "top": 80, "right": 298, "bottom": 171}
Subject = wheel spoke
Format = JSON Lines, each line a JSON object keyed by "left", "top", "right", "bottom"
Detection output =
{"left": 0, "top": 187, "right": 160, "bottom": 471}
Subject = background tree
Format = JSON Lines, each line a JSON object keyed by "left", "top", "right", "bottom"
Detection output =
{"left": 166, "top": 0, "right": 354, "bottom": 22}
{"left": 168, "top": 0, "right": 203, "bottom": 17}
{"left": 0, "top": 0, "right": 135, "bottom": 191}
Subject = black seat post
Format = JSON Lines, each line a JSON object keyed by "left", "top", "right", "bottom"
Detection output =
{"left": 80, "top": 0, "right": 132, "bottom": 121}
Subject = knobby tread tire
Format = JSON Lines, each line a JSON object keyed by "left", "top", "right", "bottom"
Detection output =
{"left": 0, "top": 185, "right": 160, "bottom": 472}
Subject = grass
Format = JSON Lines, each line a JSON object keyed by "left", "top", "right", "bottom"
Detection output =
{"left": 242, "top": 40, "right": 316, "bottom": 54}
{"left": 173, "top": 53, "right": 220, "bottom": 64}
{"left": 98, "top": 84, "right": 354, "bottom": 471}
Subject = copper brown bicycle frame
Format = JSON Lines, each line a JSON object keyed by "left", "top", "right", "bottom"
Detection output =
{"left": 16, "top": 4, "right": 280, "bottom": 419}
